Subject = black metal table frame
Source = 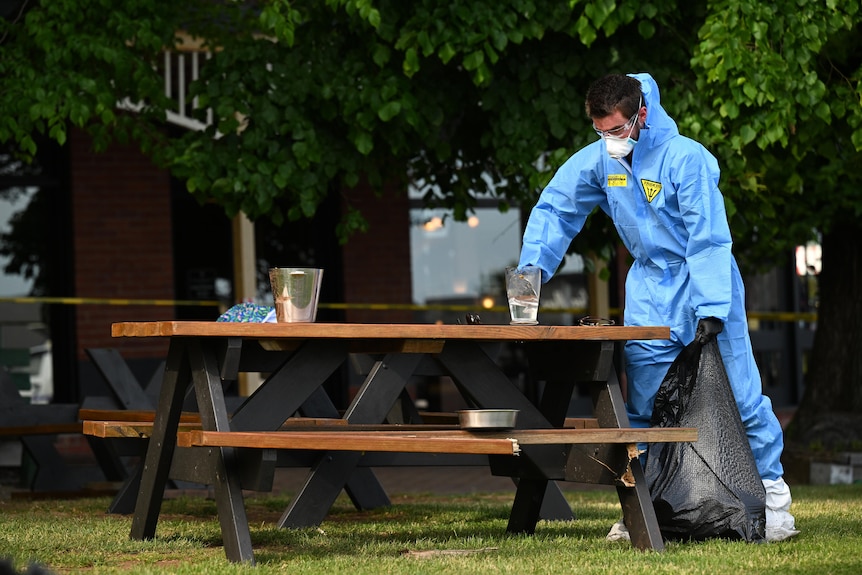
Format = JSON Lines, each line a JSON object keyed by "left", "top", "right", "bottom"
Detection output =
{"left": 128, "top": 330, "right": 665, "bottom": 564}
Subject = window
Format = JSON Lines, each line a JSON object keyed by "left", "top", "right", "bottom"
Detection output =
{"left": 410, "top": 207, "right": 521, "bottom": 308}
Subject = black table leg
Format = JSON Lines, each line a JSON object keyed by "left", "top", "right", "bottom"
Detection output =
{"left": 299, "top": 386, "right": 391, "bottom": 511}
{"left": 507, "top": 477, "right": 550, "bottom": 534}
{"left": 592, "top": 369, "right": 665, "bottom": 551}
{"left": 108, "top": 464, "right": 143, "bottom": 514}
{"left": 233, "top": 339, "right": 394, "bottom": 516}
{"left": 527, "top": 340, "right": 665, "bottom": 550}
{"left": 189, "top": 339, "right": 255, "bottom": 564}
{"left": 435, "top": 340, "right": 575, "bottom": 531}
{"left": 229, "top": 340, "right": 349, "bottom": 431}
{"left": 130, "top": 339, "right": 192, "bottom": 541}
{"left": 278, "top": 352, "right": 424, "bottom": 529}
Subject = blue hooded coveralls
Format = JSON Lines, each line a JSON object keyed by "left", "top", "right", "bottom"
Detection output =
{"left": 519, "top": 73, "right": 784, "bottom": 481}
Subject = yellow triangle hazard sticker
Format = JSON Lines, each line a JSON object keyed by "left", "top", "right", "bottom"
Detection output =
{"left": 641, "top": 179, "right": 662, "bottom": 203}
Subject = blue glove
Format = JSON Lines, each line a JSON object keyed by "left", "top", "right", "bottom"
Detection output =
{"left": 695, "top": 317, "right": 723, "bottom": 345}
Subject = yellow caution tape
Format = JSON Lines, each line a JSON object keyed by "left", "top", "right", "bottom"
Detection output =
{"left": 747, "top": 311, "right": 817, "bottom": 323}
{"left": 0, "top": 296, "right": 220, "bottom": 307}
{"left": 0, "top": 297, "right": 817, "bottom": 323}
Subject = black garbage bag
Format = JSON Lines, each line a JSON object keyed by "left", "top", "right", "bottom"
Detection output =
{"left": 644, "top": 339, "right": 766, "bottom": 542}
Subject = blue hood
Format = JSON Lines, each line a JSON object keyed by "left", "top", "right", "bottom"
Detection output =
{"left": 628, "top": 73, "right": 678, "bottom": 147}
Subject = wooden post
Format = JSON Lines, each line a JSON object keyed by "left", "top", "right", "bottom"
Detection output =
{"left": 232, "top": 212, "right": 262, "bottom": 396}
{"left": 232, "top": 212, "right": 257, "bottom": 303}
{"left": 586, "top": 252, "right": 610, "bottom": 320}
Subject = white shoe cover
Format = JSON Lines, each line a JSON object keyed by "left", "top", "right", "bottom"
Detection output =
{"left": 605, "top": 478, "right": 799, "bottom": 543}
{"left": 764, "top": 477, "right": 800, "bottom": 542}
{"left": 606, "top": 518, "right": 630, "bottom": 542}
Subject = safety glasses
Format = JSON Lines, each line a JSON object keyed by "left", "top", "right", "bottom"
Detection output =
{"left": 593, "top": 96, "right": 643, "bottom": 138}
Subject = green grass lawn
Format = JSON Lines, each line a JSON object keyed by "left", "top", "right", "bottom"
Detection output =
{"left": 0, "top": 484, "right": 860, "bottom": 575}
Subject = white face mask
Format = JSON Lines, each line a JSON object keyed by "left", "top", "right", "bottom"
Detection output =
{"left": 605, "top": 135, "right": 637, "bottom": 159}
{"left": 597, "top": 97, "right": 641, "bottom": 159}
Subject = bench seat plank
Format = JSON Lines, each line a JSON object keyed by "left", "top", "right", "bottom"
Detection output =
{"left": 83, "top": 420, "right": 201, "bottom": 439}
{"left": 175, "top": 427, "right": 697, "bottom": 456}
{"left": 78, "top": 409, "right": 202, "bottom": 424}
{"left": 500, "top": 427, "right": 696, "bottom": 444}
{"left": 79, "top": 409, "right": 602, "bottom": 429}
{"left": 81, "top": 420, "right": 459, "bottom": 438}
{"left": 83, "top": 420, "right": 695, "bottom": 446}
{"left": 79, "top": 409, "right": 350, "bottom": 427}
{"left": 178, "top": 429, "right": 522, "bottom": 455}
{"left": 0, "top": 423, "right": 83, "bottom": 437}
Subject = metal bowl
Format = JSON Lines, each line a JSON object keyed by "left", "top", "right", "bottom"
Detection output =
{"left": 458, "top": 409, "right": 519, "bottom": 430}
{"left": 578, "top": 316, "right": 616, "bottom": 326}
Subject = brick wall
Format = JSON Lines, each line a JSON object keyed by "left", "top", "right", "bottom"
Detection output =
{"left": 69, "top": 130, "right": 416, "bottom": 363}
{"left": 70, "top": 128, "right": 174, "bottom": 359}
{"left": 341, "top": 180, "right": 413, "bottom": 323}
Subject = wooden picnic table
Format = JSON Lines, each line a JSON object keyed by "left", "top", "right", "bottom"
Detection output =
{"left": 107, "top": 321, "right": 691, "bottom": 564}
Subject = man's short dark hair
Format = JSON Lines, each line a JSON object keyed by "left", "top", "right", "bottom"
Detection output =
{"left": 585, "top": 74, "right": 643, "bottom": 120}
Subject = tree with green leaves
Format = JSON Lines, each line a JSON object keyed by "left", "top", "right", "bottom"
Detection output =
{"left": 685, "top": 1, "right": 862, "bottom": 449}
{"left": 1, "top": 0, "right": 860, "bottom": 448}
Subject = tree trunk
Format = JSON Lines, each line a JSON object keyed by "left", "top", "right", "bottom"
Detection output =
{"left": 786, "top": 221, "right": 862, "bottom": 449}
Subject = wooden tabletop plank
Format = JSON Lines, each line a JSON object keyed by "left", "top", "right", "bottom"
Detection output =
{"left": 112, "top": 321, "right": 669, "bottom": 342}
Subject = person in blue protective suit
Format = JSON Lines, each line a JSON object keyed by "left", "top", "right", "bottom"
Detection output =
{"left": 518, "top": 73, "right": 799, "bottom": 542}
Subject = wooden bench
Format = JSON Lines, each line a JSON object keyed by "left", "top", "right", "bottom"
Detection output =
{"left": 82, "top": 415, "right": 696, "bottom": 466}
{"left": 79, "top": 412, "right": 606, "bottom": 441}
{"left": 0, "top": 367, "right": 96, "bottom": 491}
{"left": 175, "top": 427, "right": 698, "bottom": 457}
{"left": 79, "top": 408, "right": 202, "bottom": 425}
{"left": 81, "top": 412, "right": 355, "bottom": 439}
{"left": 236, "top": 422, "right": 693, "bottom": 490}
{"left": 0, "top": 422, "right": 83, "bottom": 437}
{"left": 79, "top": 408, "right": 211, "bottom": 513}
{"left": 80, "top": 410, "right": 693, "bottom": 502}
{"left": 0, "top": 417, "right": 91, "bottom": 493}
